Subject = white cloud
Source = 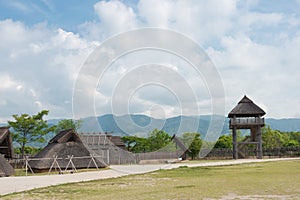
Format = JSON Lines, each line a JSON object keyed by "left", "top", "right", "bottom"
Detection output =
{"left": 94, "top": 1, "right": 137, "bottom": 35}
{"left": 0, "top": 74, "right": 19, "bottom": 90}
{"left": 0, "top": 19, "right": 97, "bottom": 121}
{"left": 137, "top": 0, "right": 237, "bottom": 42}
{"left": 208, "top": 32, "right": 300, "bottom": 118}
{"left": 1, "top": 0, "right": 300, "bottom": 120}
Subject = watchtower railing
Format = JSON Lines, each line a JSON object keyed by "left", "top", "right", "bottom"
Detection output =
{"left": 230, "top": 117, "right": 265, "bottom": 126}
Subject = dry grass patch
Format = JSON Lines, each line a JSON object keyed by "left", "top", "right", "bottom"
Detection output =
{"left": 13, "top": 167, "right": 108, "bottom": 176}
{"left": 2, "top": 160, "right": 300, "bottom": 200}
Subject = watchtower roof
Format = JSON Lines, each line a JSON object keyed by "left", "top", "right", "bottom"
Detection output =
{"left": 228, "top": 95, "right": 266, "bottom": 118}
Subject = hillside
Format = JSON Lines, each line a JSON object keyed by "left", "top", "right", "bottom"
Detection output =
{"left": 3, "top": 115, "right": 300, "bottom": 146}
{"left": 78, "top": 114, "right": 300, "bottom": 137}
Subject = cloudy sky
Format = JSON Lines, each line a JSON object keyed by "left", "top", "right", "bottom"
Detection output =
{"left": 0, "top": 0, "right": 300, "bottom": 122}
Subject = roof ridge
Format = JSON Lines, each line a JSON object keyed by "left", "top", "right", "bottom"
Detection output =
{"left": 228, "top": 95, "right": 266, "bottom": 117}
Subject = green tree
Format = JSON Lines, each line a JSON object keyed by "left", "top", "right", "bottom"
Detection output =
{"left": 122, "top": 136, "right": 150, "bottom": 153}
{"left": 284, "top": 139, "right": 300, "bottom": 147}
{"left": 14, "top": 146, "right": 42, "bottom": 155}
{"left": 262, "top": 126, "right": 283, "bottom": 149}
{"left": 282, "top": 132, "right": 300, "bottom": 147}
{"left": 290, "top": 132, "right": 300, "bottom": 143}
{"left": 122, "top": 129, "right": 172, "bottom": 153}
{"left": 214, "top": 135, "right": 232, "bottom": 149}
{"left": 55, "top": 119, "right": 82, "bottom": 134}
{"left": 148, "top": 129, "right": 172, "bottom": 151}
{"left": 8, "top": 110, "right": 56, "bottom": 158}
{"left": 182, "top": 132, "right": 202, "bottom": 159}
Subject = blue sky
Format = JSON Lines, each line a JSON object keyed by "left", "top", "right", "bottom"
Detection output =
{"left": 0, "top": 0, "right": 300, "bottom": 121}
{"left": 0, "top": 0, "right": 98, "bottom": 30}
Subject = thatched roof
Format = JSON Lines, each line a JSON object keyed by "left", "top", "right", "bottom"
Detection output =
{"left": 110, "top": 136, "right": 126, "bottom": 149}
{"left": 49, "top": 129, "right": 82, "bottom": 143}
{"left": 0, "top": 127, "right": 14, "bottom": 159}
{"left": 80, "top": 133, "right": 126, "bottom": 150}
{"left": 0, "top": 154, "right": 14, "bottom": 177}
{"left": 171, "top": 135, "right": 191, "bottom": 153}
{"left": 80, "top": 133, "right": 133, "bottom": 165}
{"left": 228, "top": 95, "right": 266, "bottom": 118}
{"left": 29, "top": 129, "right": 107, "bottom": 172}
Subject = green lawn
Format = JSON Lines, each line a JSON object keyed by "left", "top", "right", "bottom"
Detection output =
{"left": 3, "top": 160, "right": 300, "bottom": 200}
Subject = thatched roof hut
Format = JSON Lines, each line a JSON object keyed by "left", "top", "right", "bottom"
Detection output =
{"left": 171, "top": 135, "right": 191, "bottom": 153}
{"left": 0, "top": 127, "right": 14, "bottom": 159}
{"left": 80, "top": 132, "right": 126, "bottom": 150}
{"left": 171, "top": 135, "right": 191, "bottom": 160}
{"left": 29, "top": 129, "right": 107, "bottom": 172}
{"left": 228, "top": 95, "right": 266, "bottom": 118}
{"left": 110, "top": 136, "right": 126, "bottom": 150}
{"left": 80, "top": 132, "right": 134, "bottom": 165}
{"left": 0, "top": 154, "right": 14, "bottom": 177}
{"left": 228, "top": 95, "right": 266, "bottom": 159}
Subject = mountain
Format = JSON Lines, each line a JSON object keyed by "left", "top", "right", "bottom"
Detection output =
{"left": 265, "top": 118, "right": 300, "bottom": 132}
{"left": 78, "top": 114, "right": 300, "bottom": 137}
{"left": 2, "top": 115, "right": 300, "bottom": 143}
{"left": 78, "top": 114, "right": 229, "bottom": 138}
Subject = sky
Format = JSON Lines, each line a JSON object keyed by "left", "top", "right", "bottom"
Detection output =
{"left": 0, "top": 0, "right": 300, "bottom": 122}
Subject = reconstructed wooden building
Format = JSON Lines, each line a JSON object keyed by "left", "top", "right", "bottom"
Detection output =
{"left": 0, "top": 127, "right": 14, "bottom": 159}
{"left": 171, "top": 135, "right": 191, "bottom": 160}
{"left": 80, "top": 132, "right": 133, "bottom": 165}
{"left": 228, "top": 96, "right": 266, "bottom": 159}
{"left": 0, "top": 127, "right": 15, "bottom": 177}
{"left": 29, "top": 129, "right": 107, "bottom": 172}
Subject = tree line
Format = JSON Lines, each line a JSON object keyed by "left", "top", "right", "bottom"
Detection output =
{"left": 214, "top": 126, "right": 300, "bottom": 149}
{"left": 6, "top": 110, "right": 300, "bottom": 158}
{"left": 122, "top": 129, "right": 202, "bottom": 159}
{"left": 8, "top": 110, "right": 81, "bottom": 157}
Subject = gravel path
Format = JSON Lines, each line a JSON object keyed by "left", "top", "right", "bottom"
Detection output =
{"left": 0, "top": 157, "right": 299, "bottom": 196}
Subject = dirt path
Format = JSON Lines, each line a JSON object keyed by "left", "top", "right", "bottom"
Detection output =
{"left": 1, "top": 157, "right": 299, "bottom": 196}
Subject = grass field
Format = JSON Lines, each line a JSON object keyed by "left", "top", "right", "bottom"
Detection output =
{"left": 3, "top": 160, "right": 300, "bottom": 200}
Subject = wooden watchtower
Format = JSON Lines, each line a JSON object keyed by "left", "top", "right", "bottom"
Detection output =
{"left": 228, "top": 96, "right": 265, "bottom": 159}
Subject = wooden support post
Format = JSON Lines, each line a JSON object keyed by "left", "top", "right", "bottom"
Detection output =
{"left": 87, "top": 154, "right": 99, "bottom": 170}
{"left": 232, "top": 126, "right": 238, "bottom": 159}
{"left": 107, "top": 149, "right": 110, "bottom": 165}
{"left": 49, "top": 155, "right": 62, "bottom": 174}
{"left": 64, "top": 155, "right": 77, "bottom": 173}
{"left": 257, "top": 127, "right": 263, "bottom": 159}
{"left": 25, "top": 156, "right": 28, "bottom": 176}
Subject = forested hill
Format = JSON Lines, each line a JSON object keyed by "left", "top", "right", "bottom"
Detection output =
{"left": 77, "top": 114, "right": 227, "bottom": 137}
{"left": 3, "top": 115, "right": 300, "bottom": 137}
{"left": 265, "top": 118, "right": 300, "bottom": 132}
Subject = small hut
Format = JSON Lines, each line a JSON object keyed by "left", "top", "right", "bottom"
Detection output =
{"left": 80, "top": 132, "right": 133, "bottom": 165}
{"left": 0, "top": 127, "right": 14, "bottom": 159}
{"left": 228, "top": 95, "right": 266, "bottom": 159}
{"left": 80, "top": 132, "right": 126, "bottom": 150}
{"left": 171, "top": 135, "right": 191, "bottom": 160}
{"left": 0, "top": 127, "right": 15, "bottom": 177}
{"left": 110, "top": 136, "right": 126, "bottom": 150}
{"left": 29, "top": 129, "right": 107, "bottom": 172}
{"left": 0, "top": 154, "right": 15, "bottom": 177}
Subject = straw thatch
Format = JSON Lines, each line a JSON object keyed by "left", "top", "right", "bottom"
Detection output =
{"left": 29, "top": 129, "right": 107, "bottom": 172}
{"left": 80, "top": 132, "right": 126, "bottom": 149}
{"left": 80, "top": 132, "right": 135, "bottom": 165}
{"left": 228, "top": 95, "right": 266, "bottom": 117}
{"left": 0, "top": 154, "right": 14, "bottom": 177}
{"left": 0, "top": 127, "right": 14, "bottom": 159}
{"left": 171, "top": 135, "right": 191, "bottom": 153}
{"left": 110, "top": 136, "right": 126, "bottom": 150}
{"left": 171, "top": 135, "right": 191, "bottom": 160}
